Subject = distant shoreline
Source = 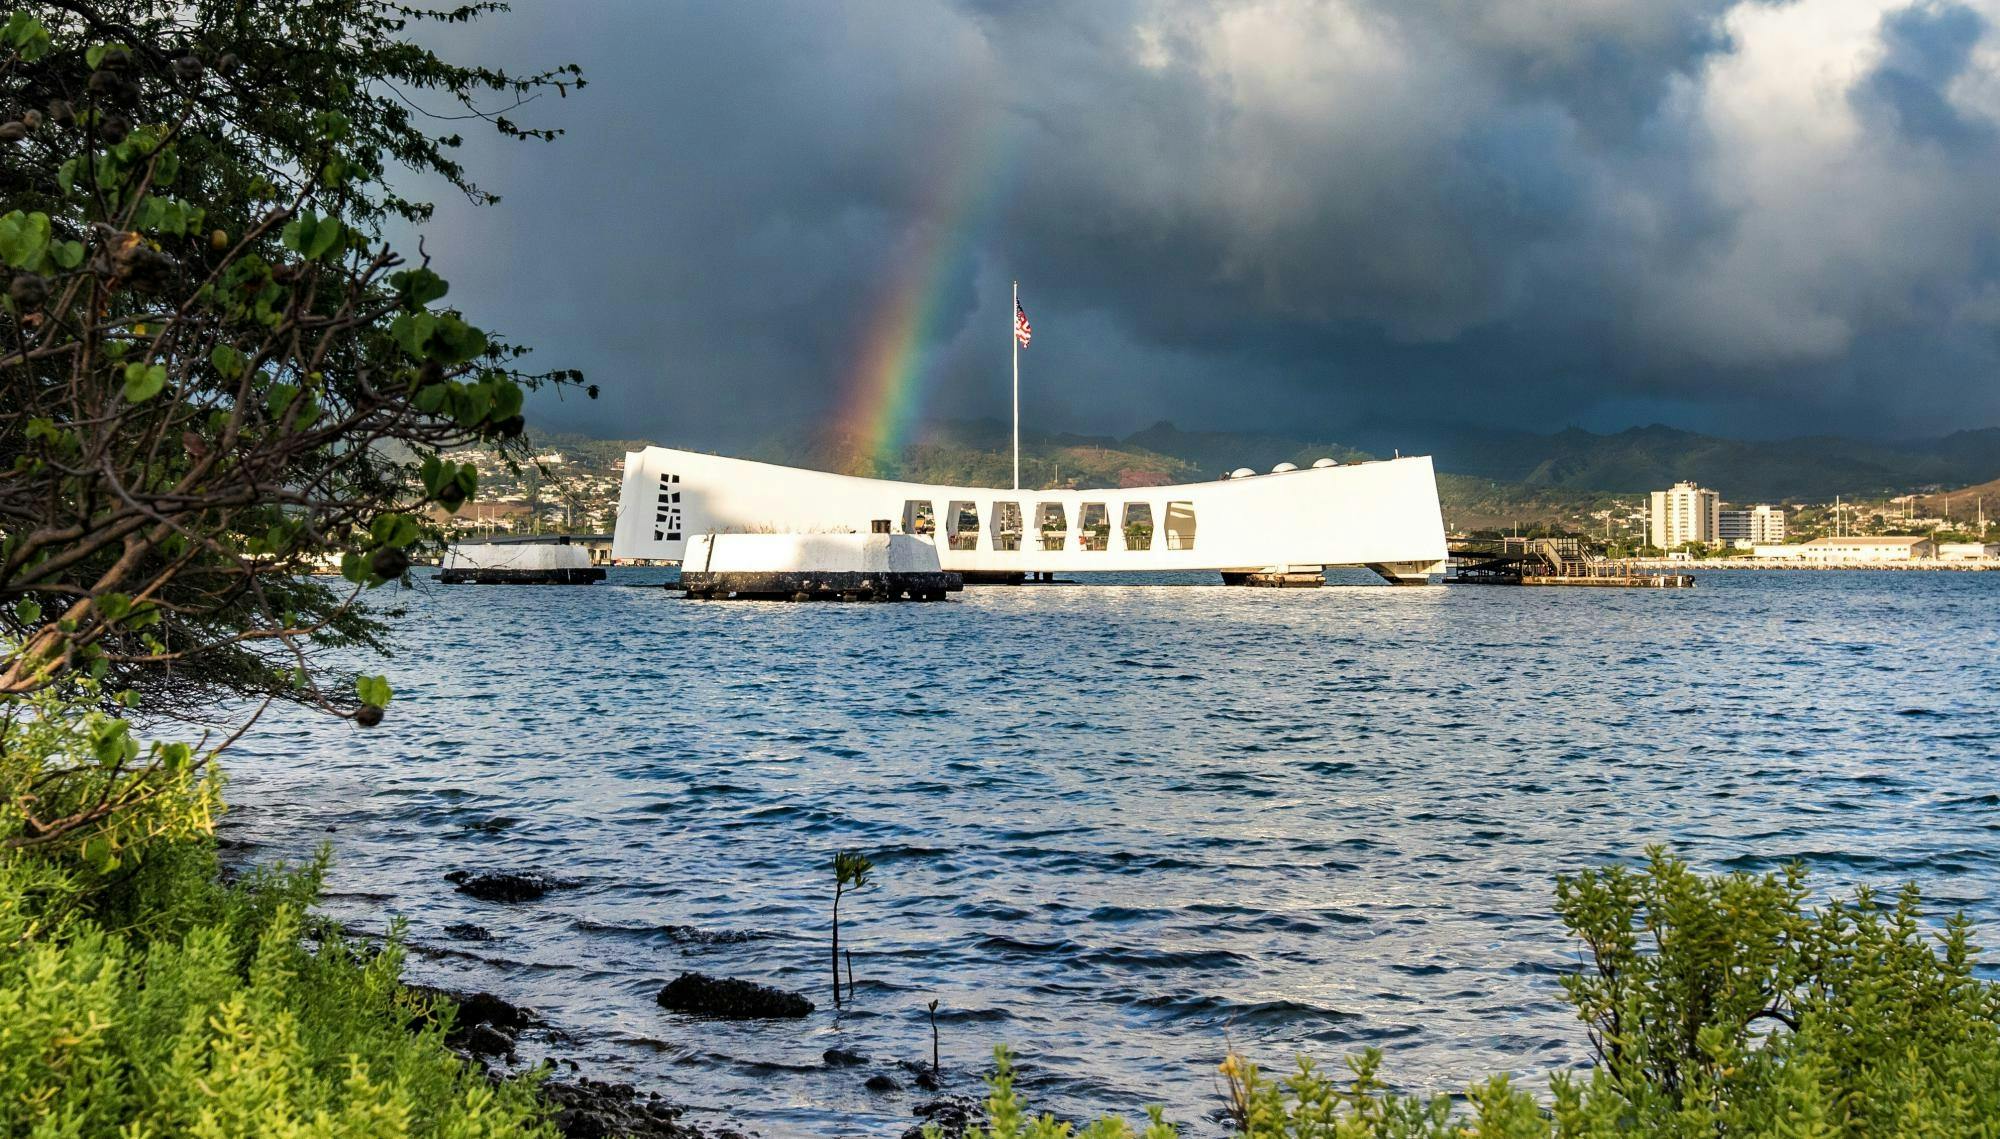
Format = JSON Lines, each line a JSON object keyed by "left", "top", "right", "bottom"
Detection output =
{"left": 1618, "top": 558, "right": 2000, "bottom": 572}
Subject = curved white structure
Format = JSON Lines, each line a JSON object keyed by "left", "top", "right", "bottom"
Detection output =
{"left": 611, "top": 447, "right": 1448, "bottom": 584}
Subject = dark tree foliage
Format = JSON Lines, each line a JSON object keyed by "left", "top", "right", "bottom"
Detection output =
{"left": 0, "top": 1, "right": 586, "bottom": 690}
{"left": 0, "top": 1, "right": 585, "bottom": 846}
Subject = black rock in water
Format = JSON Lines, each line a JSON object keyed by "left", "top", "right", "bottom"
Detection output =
{"left": 823, "top": 1046, "right": 869, "bottom": 1067}
{"left": 443, "top": 922, "right": 495, "bottom": 941}
{"left": 865, "top": 1073, "right": 902, "bottom": 1093}
{"left": 457, "top": 990, "right": 536, "bottom": 1033}
{"left": 906, "top": 1095, "right": 979, "bottom": 1139}
{"left": 405, "top": 985, "right": 537, "bottom": 1058}
{"left": 542, "top": 1077, "right": 701, "bottom": 1139}
{"left": 445, "top": 869, "right": 576, "bottom": 902}
{"left": 461, "top": 1023, "right": 515, "bottom": 1058}
{"left": 655, "top": 972, "right": 813, "bottom": 1019}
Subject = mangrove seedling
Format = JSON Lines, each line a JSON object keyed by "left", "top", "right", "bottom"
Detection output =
{"left": 832, "top": 849, "right": 873, "bottom": 1007}
{"left": 929, "top": 998, "right": 941, "bottom": 1075}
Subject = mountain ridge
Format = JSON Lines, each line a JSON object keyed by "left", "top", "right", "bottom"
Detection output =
{"left": 542, "top": 420, "right": 2000, "bottom": 504}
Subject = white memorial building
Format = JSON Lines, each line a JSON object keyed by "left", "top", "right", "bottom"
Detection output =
{"left": 611, "top": 447, "right": 1449, "bottom": 585}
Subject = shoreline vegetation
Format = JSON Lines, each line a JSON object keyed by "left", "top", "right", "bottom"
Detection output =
{"left": 4, "top": 3, "right": 2000, "bottom": 1138}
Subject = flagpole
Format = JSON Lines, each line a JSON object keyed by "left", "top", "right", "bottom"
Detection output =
{"left": 1011, "top": 279, "right": 1020, "bottom": 491}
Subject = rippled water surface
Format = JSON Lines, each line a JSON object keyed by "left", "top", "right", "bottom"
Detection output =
{"left": 224, "top": 569, "right": 2000, "bottom": 1136}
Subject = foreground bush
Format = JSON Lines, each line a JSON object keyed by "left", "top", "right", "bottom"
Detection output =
{"left": 0, "top": 676, "right": 551, "bottom": 1138}
{"left": 0, "top": 834, "right": 551, "bottom": 1138}
{"left": 949, "top": 850, "right": 2000, "bottom": 1139}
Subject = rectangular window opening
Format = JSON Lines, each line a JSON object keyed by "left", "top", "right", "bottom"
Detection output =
{"left": 1079, "top": 503, "right": 1110, "bottom": 551}
{"left": 947, "top": 500, "right": 980, "bottom": 551}
{"left": 1122, "top": 503, "right": 1154, "bottom": 551}
{"left": 1036, "top": 503, "right": 1067, "bottom": 551}
{"left": 991, "top": 502, "right": 1022, "bottom": 552}
{"left": 902, "top": 500, "right": 935, "bottom": 537}
{"left": 1164, "top": 501, "right": 1196, "bottom": 550}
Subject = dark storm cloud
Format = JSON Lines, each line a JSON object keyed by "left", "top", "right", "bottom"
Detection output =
{"left": 408, "top": 0, "right": 2000, "bottom": 446}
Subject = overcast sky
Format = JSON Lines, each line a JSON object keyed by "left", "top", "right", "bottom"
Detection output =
{"left": 407, "top": 0, "right": 2000, "bottom": 447}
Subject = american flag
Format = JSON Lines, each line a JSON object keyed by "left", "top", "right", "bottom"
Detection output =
{"left": 1014, "top": 302, "right": 1032, "bottom": 347}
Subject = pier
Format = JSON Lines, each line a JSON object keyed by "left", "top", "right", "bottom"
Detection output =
{"left": 1448, "top": 539, "right": 1694, "bottom": 588}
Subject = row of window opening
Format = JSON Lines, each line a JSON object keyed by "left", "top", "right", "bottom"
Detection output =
{"left": 902, "top": 500, "right": 1195, "bottom": 551}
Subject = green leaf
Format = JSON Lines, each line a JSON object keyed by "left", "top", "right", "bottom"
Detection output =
{"left": 432, "top": 315, "right": 488, "bottom": 364}
{"left": 305, "top": 217, "right": 342, "bottom": 260}
{"left": 280, "top": 214, "right": 313, "bottom": 254}
{"left": 0, "top": 210, "right": 51, "bottom": 270}
{"left": 390, "top": 267, "right": 449, "bottom": 309}
{"left": 211, "top": 344, "right": 246, "bottom": 380}
{"left": 390, "top": 311, "right": 435, "bottom": 359}
{"left": 89, "top": 719, "right": 135, "bottom": 765}
{"left": 81, "top": 835, "right": 119, "bottom": 874}
{"left": 370, "top": 513, "right": 420, "bottom": 549}
{"left": 122, "top": 362, "right": 167, "bottom": 402}
{"left": 51, "top": 239, "right": 83, "bottom": 269}
{"left": 133, "top": 196, "right": 165, "bottom": 233}
{"left": 459, "top": 384, "right": 492, "bottom": 424}
{"left": 14, "top": 598, "right": 41, "bottom": 624}
{"left": 355, "top": 674, "right": 392, "bottom": 708}
{"left": 3, "top": 12, "right": 52, "bottom": 60}
{"left": 490, "top": 380, "right": 524, "bottom": 420}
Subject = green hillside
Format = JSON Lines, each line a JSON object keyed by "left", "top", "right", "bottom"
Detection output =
{"left": 539, "top": 419, "right": 2000, "bottom": 537}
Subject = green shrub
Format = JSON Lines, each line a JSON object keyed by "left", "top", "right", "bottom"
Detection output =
{"left": 0, "top": 683, "right": 550, "bottom": 1139}
{"left": 0, "top": 841, "right": 552, "bottom": 1139}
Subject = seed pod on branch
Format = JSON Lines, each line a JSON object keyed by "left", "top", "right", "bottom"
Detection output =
{"left": 9, "top": 273, "right": 49, "bottom": 310}
{"left": 369, "top": 546, "right": 410, "bottom": 580}
{"left": 95, "top": 232, "right": 176, "bottom": 293}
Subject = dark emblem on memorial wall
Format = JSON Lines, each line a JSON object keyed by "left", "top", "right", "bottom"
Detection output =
{"left": 654, "top": 472, "right": 682, "bottom": 542}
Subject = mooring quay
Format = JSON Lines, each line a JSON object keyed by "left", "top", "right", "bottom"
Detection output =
{"left": 1447, "top": 538, "right": 1695, "bottom": 588}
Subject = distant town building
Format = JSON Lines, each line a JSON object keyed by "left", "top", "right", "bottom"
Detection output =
{"left": 1718, "top": 504, "right": 1785, "bottom": 545}
{"left": 429, "top": 501, "right": 535, "bottom": 532}
{"left": 1753, "top": 536, "right": 1937, "bottom": 562}
{"left": 1649, "top": 481, "right": 1720, "bottom": 549}
{"left": 1938, "top": 542, "right": 2000, "bottom": 560}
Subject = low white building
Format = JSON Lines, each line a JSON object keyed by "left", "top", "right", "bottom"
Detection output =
{"left": 1938, "top": 541, "right": 2000, "bottom": 560}
{"left": 1718, "top": 504, "right": 1785, "bottom": 545}
{"left": 1753, "top": 536, "right": 1936, "bottom": 562}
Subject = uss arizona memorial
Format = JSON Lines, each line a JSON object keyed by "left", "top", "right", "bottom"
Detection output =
{"left": 610, "top": 446, "right": 1450, "bottom": 585}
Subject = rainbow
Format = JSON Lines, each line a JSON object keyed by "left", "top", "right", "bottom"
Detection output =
{"left": 834, "top": 115, "right": 1015, "bottom": 471}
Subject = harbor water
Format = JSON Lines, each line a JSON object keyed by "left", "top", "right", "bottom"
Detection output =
{"left": 222, "top": 569, "right": 2000, "bottom": 1136}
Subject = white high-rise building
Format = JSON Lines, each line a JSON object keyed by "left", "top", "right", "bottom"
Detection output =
{"left": 1649, "top": 481, "right": 1720, "bottom": 549}
{"left": 1718, "top": 504, "right": 1786, "bottom": 545}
